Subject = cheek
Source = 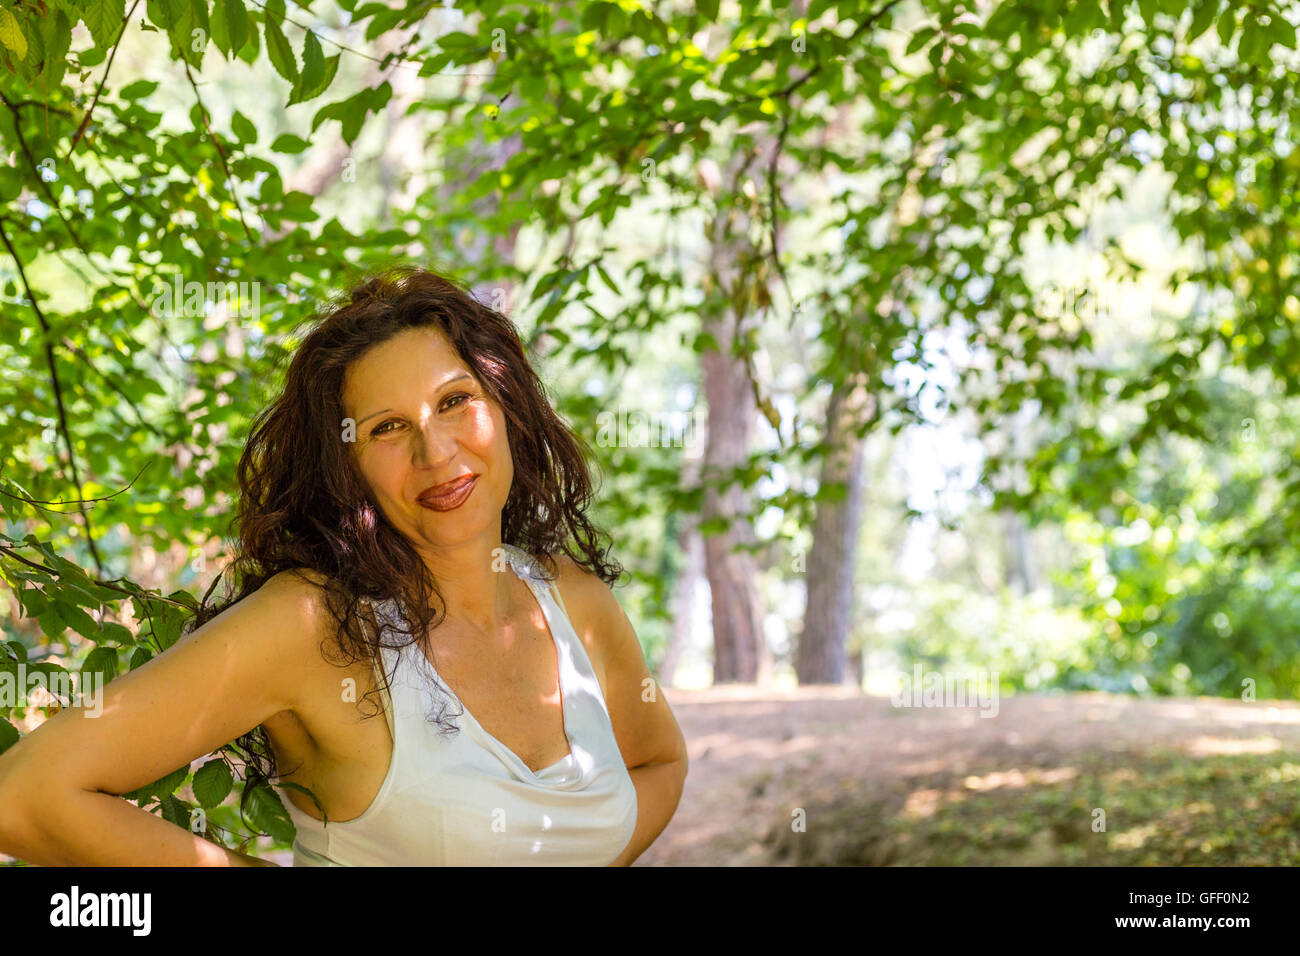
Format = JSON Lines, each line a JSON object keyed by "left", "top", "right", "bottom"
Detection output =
{"left": 361, "top": 449, "right": 408, "bottom": 496}
{"left": 466, "top": 405, "right": 502, "bottom": 450}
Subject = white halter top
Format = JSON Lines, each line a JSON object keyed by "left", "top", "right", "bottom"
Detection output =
{"left": 283, "top": 544, "right": 638, "bottom": 865}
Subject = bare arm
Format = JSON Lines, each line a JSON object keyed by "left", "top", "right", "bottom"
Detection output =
{"left": 0, "top": 569, "right": 332, "bottom": 866}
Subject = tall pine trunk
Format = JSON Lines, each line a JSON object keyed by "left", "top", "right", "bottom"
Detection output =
{"left": 699, "top": 312, "right": 766, "bottom": 683}
{"left": 796, "top": 371, "right": 873, "bottom": 684}
{"left": 698, "top": 197, "right": 768, "bottom": 683}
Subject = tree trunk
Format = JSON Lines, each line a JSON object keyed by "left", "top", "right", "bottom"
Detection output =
{"left": 659, "top": 514, "right": 703, "bottom": 689}
{"left": 1003, "top": 509, "right": 1035, "bottom": 594}
{"left": 796, "top": 370, "right": 873, "bottom": 684}
{"left": 699, "top": 289, "right": 766, "bottom": 684}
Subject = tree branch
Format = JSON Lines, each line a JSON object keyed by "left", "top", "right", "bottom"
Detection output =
{"left": 66, "top": 0, "right": 142, "bottom": 160}
{"left": 0, "top": 218, "right": 104, "bottom": 575}
{"left": 182, "top": 61, "right": 254, "bottom": 244}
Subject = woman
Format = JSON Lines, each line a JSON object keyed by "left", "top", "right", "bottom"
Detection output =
{"left": 0, "top": 265, "right": 688, "bottom": 866}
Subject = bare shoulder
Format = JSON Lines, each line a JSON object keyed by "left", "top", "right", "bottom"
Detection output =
{"left": 257, "top": 566, "right": 332, "bottom": 604}
{"left": 243, "top": 568, "right": 357, "bottom": 671}
{"left": 549, "top": 553, "right": 613, "bottom": 600}
{"left": 548, "top": 554, "right": 624, "bottom": 676}
{"left": 548, "top": 553, "right": 645, "bottom": 685}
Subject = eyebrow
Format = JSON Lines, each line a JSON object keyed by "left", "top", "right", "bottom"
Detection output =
{"left": 355, "top": 372, "right": 474, "bottom": 427}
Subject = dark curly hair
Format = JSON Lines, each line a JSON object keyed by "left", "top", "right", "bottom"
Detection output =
{"left": 184, "top": 263, "right": 623, "bottom": 815}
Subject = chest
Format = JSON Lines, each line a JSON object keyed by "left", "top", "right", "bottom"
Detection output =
{"left": 274, "top": 580, "right": 608, "bottom": 813}
{"left": 292, "top": 582, "right": 605, "bottom": 770}
{"left": 417, "top": 615, "right": 569, "bottom": 772}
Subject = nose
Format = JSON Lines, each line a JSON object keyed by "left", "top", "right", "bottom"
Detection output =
{"left": 411, "top": 412, "right": 457, "bottom": 468}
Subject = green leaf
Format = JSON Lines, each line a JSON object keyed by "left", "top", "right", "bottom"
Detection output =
{"left": 210, "top": 0, "right": 231, "bottom": 54}
{"left": 0, "top": 167, "right": 21, "bottom": 203}
{"left": 1186, "top": 0, "right": 1218, "bottom": 42}
{"left": 235, "top": 8, "right": 261, "bottom": 61}
{"left": 581, "top": 2, "right": 609, "bottom": 32}
{"left": 1215, "top": 6, "right": 1236, "bottom": 47}
{"left": 287, "top": 49, "right": 337, "bottom": 106}
{"left": 418, "top": 51, "right": 453, "bottom": 76}
{"left": 231, "top": 110, "right": 257, "bottom": 143}
{"left": 594, "top": 263, "right": 620, "bottom": 296}
{"left": 100, "top": 621, "right": 136, "bottom": 645}
{"left": 0, "top": 719, "right": 18, "bottom": 756}
{"left": 314, "top": 81, "right": 390, "bottom": 144}
{"left": 38, "top": 8, "right": 72, "bottom": 83}
{"left": 188, "top": 0, "right": 210, "bottom": 36}
{"left": 276, "top": 189, "right": 318, "bottom": 221}
{"left": 56, "top": 601, "right": 101, "bottom": 640}
{"left": 244, "top": 780, "right": 295, "bottom": 843}
{"left": 145, "top": 0, "right": 181, "bottom": 31}
{"left": 275, "top": 780, "right": 328, "bottom": 824}
{"left": 264, "top": 9, "right": 298, "bottom": 81}
{"left": 161, "top": 794, "right": 192, "bottom": 828}
{"left": 906, "top": 25, "right": 938, "bottom": 56}
{"left": 1238, "top": 18, "right": 1265, "bottom": 62}
{"left": 192, "top": 759, "right": 234, "bottom": 807}
{"left": 1270, "top": 15, "right": 1296, "bottom": 49}
{"left": 435, "top": 31, "right": 478, "bottom": 51}
{"left": 270, "top": 132, "right": 310, "bottom": 153}
{"left": 292, "top": 27, "right": 324, "bottom": 97}
{"left": 120, "top": 79, "right": 160, "bottom": 99}
{"left": 698, "top": 516, "right": 729, "bottom": 535}
{"left": 80, "top": 646, "right": 119, "bottom": 682}
{"left": 38, "top": 606, "right": 66, "bottom": 641}
{"left": 223, "top": 0, "right": 248, "bottom": 57}
{"left": 0, "top": 8, "right": 27, "bottom": 59}
{"left": 127, "top": 763, "right": 190, "bottom": 803}
{"left": 693, "top": 331, "right": 720, "bottom": 353}
{"left": 80, "top": 0, "right": 126, "bottom": 49}
{"left": 17, "top": 585, "right": 48, "bottom": 617}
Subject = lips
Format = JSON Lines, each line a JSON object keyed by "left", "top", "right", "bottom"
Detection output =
{"left": 417, "top": 474, "right": 478, "bottom": 512}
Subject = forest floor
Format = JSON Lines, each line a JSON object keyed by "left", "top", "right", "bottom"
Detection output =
{"left": 635, "top": 686, "right": 1300, "bottom": 866}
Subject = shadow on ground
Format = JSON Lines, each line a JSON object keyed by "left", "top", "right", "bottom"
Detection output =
{"left": 637, "top": 686, "right": 1300, "bottom": 866}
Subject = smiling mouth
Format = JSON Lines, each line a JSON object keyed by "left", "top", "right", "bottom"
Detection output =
{"left": 417, "top": 475, "right": 478, "bottom": 512}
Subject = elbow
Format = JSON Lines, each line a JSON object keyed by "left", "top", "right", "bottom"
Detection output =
{"left": 0, "top": 758, "right": 32, "bottom": 860}
{"left": 0, "top": 748, "right": 61, "bottom": 861}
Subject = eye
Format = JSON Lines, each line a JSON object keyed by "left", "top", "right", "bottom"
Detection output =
{"left": 442, "top": 392, "right": 471, "bottom": 411}
{"left": 371, "top": 419, "right": 402, "bottom": 436}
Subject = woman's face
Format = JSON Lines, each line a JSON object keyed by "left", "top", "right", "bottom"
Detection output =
{"left": 341, "top": 326, "right": 513, "bottom": 556}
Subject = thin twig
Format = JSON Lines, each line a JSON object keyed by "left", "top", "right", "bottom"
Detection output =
{"left": 765, "top": 111, "right": 795, "bottom": 324}
{"left": 0, "top": 461, "right": 151, "bottom": 510}
{"left": 0, "top": 544, "right": 196, "bottom": 611}
{"left": 244, "top": 0, "right": 510, "bottom": 77}
{"left": 1, "top": 92, "right": 90, "bottom": 251}
{"left": 66, "top": 0, "right": 142, "bottom": 160}
{"left": 182, "top": 61, "right": 254, "bottom": 244}
{"left": 0, "top": 218, "right": 104, "bottom": 575}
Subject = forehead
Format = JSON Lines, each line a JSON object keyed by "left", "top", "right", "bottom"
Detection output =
{"left": 342, "top": 326, "right": 466, "bottom": 409}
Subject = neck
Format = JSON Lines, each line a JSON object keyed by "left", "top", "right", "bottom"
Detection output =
{"left": 416, "top": 536, "right": 517, "bottom": 638}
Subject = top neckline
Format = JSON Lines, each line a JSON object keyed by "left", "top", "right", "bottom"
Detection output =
{"left": 401, "top": 544, "right": 579, "bottom": 782}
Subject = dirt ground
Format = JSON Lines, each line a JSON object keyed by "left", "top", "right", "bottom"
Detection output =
{"left": 633, "top": 685, "right": 1300, "bottom": 866}
{"left": 9, "top": 685, "right": 1296, "bottom": 867}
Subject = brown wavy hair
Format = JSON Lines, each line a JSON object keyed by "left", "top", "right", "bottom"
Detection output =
{"left": 185, "top": 264, "right": 623, "bottom": 815}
